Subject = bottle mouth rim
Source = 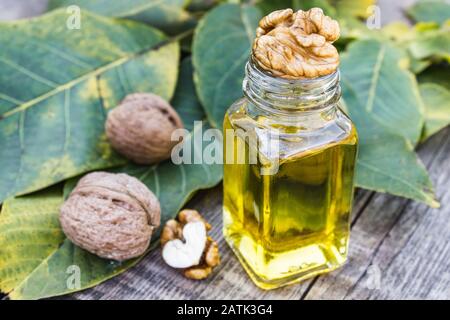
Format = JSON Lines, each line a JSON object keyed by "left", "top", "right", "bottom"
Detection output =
{"left": 249, "top": 56, "right": 339, "bottom": 86}
{"left": 244, "top": 57, "right": 341, "bottom": 113}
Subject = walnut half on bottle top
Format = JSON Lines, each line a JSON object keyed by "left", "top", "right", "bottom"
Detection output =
{"left": 252, "top": 7, "right": 340, "bottom": 79}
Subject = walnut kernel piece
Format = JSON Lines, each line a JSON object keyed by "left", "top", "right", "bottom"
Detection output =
{"left": 105, "top": 93, "right": 184, "bottom": 165}
{"left": 162, "top": 221, "right": 207, "bottom": 269}
{"left": 183, "top": 266, "right": 212, "bottom": 280}
{"left": 178, "top": 209, "right": 212, "bottom": 231}
{"left": 252, "top": 8, "right": 340, "bottom": 79}
{"left": 59, "top": 172, "right": 161, "bottom": 261}
{"left": 204, "top": 238, "right": 220, "bottom": 268}
{"left": 160, "top": 219, "right": 183, "bottom": 247}
{"left": 161, "top": 210, "right": 220, "bottom": 280}
{"left": 183, "top": 239, "right": 220, "bottom": 280}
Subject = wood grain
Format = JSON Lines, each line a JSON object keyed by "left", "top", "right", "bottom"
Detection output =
{"left": 305, "top": 128, "right": 450, "bottom": 300}
{"left": 69, "top": 126, "right": 450, "bottom": 300}
{"left": 5, "top": 0, "right": 450, "bottom": 301}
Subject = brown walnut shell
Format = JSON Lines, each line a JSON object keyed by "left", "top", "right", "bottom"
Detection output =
{"left": 105, "top": 93, "right": 184, "bottom": 165}
{"left": 59, "top": 172, "right": 161, "bottom": 261}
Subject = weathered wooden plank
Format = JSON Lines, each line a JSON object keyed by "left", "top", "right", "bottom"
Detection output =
{"left": 75, "top": 127, "right": 446, "bottom": 300}
{"left": 69, "top": 180, "right": 373, "bottom": 300}
{"left": 303, "top": 127, "right": 450, "bottom": 299}
{"left": 343, "top": 130, "right": 450, "bottom": 300}
{"left": 191, "top": 189, "right": 373, "bottom": 300}
{"left": 4, "top": 0, "right": 445, "bottom": 301}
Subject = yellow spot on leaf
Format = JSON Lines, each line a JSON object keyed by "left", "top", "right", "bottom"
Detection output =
{"left": 24, "top": 155, "right": 78, "bottom": 194}
{"left": 398, "top": 57, "right": 410, "bottom": 70}
{"left": 79, "top": 77, "right": 99, "bottom": 101}
{"left": 98, "top": 78, "right": 114, "bottom": 109}
{"left": 97, "top": 133, "right": 114, "bottom": 160}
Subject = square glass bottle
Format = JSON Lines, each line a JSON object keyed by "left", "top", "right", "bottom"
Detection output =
{"left": 223, "top": 59, "right": 358, "bottom": 289}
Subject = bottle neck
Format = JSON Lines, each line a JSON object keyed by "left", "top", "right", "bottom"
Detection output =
{"left": 243, "top": 58, "right": 341, "bottom": 121}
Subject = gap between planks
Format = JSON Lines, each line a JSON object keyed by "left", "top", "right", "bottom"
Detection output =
{"left": 70, "top": 126, "right": 450, "bottom": 300}
{"left": 303, "top": 127, "right": 450, "bottom": 299}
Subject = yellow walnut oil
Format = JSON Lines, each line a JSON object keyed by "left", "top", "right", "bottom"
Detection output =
{"left": 223, "top": 101, "right": 358, "bottom": 289}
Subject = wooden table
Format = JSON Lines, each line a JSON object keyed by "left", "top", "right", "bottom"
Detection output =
{"left": 3, "top": 0, "right": 450, "bottom": 300}
{"left": 65, "top": 126, "right": 450, "bottom": 300}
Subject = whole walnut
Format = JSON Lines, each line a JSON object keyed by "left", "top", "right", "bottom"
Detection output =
{"left": 106, "top": 93, "right": 184, "bottom": 165}
{"left": 59, "top": 172, "right": 161, "bottom": 261}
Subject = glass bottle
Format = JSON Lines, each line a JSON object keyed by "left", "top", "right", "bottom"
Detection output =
{"left": 223, "top": 58, "right": 358, "bottom": 290}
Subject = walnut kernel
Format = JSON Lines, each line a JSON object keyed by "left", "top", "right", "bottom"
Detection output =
{"left": 253, "top": 8, "right": 340, "bottom": 79}
{"left": 161, "top": 210, "right": 220, "bottom": 280}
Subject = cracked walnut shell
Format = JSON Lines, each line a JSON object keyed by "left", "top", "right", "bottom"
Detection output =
{"left": 253, "top": 8, "right": 340, "bottom": 79}
{"left": 106, "top": 93, "right": 184, "bottom": 165}
{"left": 59, "top": 172, "right": 161, "bottom": 261}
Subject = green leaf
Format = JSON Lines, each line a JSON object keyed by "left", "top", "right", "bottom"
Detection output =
{"left": 355, "top": 128, "right": 439, "bottom": 208}
{"left": 341, "top": 40, "right": 438, "bottom": 207}
{"left": 334, "top": 0, "right": 376, "bottom": 19}
{"left": 193, "top": 3, "right": 262, "bottom": 128}
{"left": 0, "top": 10, "right": 180, "bottom": 203}
{"left": 341, "top": 39, "right": 425, "bottom": 145}
{"left": 256, "top": 0, "right": 335, "bottom": 16}
{"left": 420, "top": 83, "right": 450, "bottom": 140}
{"left": 0, "top": 187, "right": 65, "bottom": 294}
{"left": 379, "top": 22, "right": 447, "bottom": 73}
{"left": 407, "top": 0, "right": 450, "bottom": 25}
{"left": 3, "top": 123, "right": 223, "bottom": 300}
{"left": 418, "top": 64, "right": 450, "bottom": 90}
{"left": 48, "top": 0, "right": 195, "bottom": 35}
{"left": 9, "top": 237, "right": 142, "bottom": 300}
{"left": 408, "top": 25, "right": 450, "bottom": 61}
{"left": 409, "top": 57, "right": 433, "bottom": 74}
{"left": 188, "top": 0, "right": 221, "bottom": 12}
{"left": 333, "top": 17, "right": 376, "bottom": 48}
{"left": 381, "top": 21, "right": 414, "bottom": 42}
{"left": 171, "top": 58, "right": 205, "bottom": 131}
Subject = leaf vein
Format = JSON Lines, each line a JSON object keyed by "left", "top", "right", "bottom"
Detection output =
{"left": 0, "top": 56, "right": 58, "bottom": 88}
{"left": 1, "top": 38, "right": 167, "bottom": 119}
{"left": 117, "top": 0, "right": 165, "bottom": 17}
{"left": 0, "top": 92, "right": 24, "bottom": 105}
{"left": 366, "top": 45, "right": 385, "bottom": 112}
{"left": 240, "top": 6, "right": 254, "bottom": 46}
{"left": 212, "top": 50, "right": 248, "bottom": 117}
{"left": 357, "top": 160, "right": 424, "bottom": 195}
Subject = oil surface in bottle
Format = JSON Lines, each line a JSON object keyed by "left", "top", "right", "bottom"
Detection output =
{"left": 223, "top": 108, "right": 358, "bottom": 289}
